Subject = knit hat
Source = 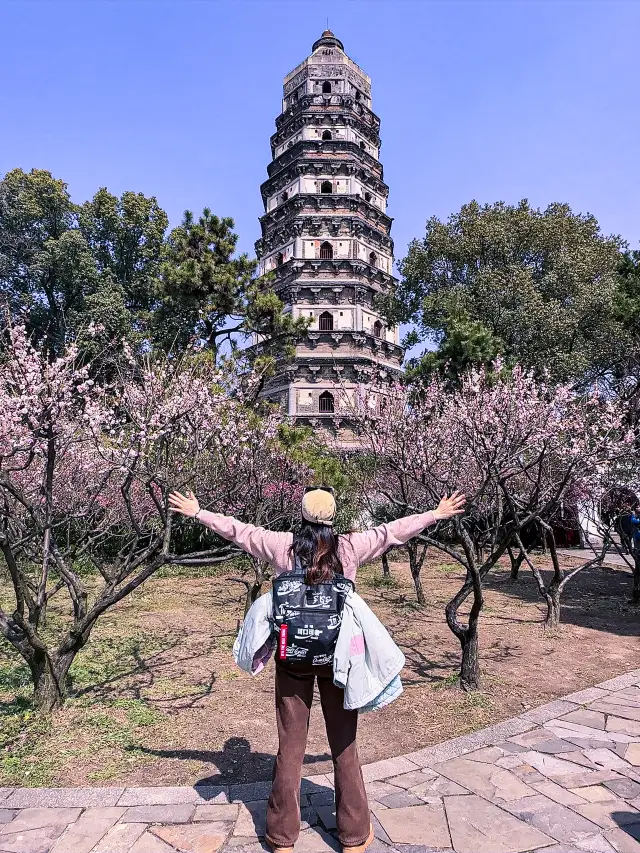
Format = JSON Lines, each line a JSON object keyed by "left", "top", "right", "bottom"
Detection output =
{"left": 301, "top": 487, "right": 336, "bottom": 526}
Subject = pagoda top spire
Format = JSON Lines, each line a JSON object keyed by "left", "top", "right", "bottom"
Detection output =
{"left": 312, "top": 29, "right": 344, "bottom": 52}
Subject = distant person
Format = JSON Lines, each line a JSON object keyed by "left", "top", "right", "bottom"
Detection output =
{"left": 169, "top": 486, "right": 465, "bottom": 853}
{"left": 630, "top": 505, "right": 640, "bottom": 554}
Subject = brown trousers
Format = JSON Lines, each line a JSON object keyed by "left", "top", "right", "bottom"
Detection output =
{"left": 265, "top": 662, "right": 371, "bottom": 848}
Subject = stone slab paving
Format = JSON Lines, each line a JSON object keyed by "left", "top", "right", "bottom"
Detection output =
{"left": 556, "top": 549, "right": 630, "bottom": 569}
{"left": 3, "top": 670, "right": 640, "bottom": 853}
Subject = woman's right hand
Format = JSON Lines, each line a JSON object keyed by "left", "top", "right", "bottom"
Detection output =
{"left": 434, "top": 491, "right": 466, "bottom": 521}
{"left": 169, "top": 490, "right": 201, "bottom": 518}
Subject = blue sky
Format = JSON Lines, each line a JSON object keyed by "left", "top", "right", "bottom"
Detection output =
{"left": 2, "top": 0, "right": 639, "bottom": 267}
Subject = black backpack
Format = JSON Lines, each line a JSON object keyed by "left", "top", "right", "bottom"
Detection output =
{"left": 272, "top": 558, "right": 354, "bottom": 666}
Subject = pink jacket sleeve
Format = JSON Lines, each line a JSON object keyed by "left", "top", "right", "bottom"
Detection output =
{"left": 196, "top": 511, "right": 294, "bottom": 573}
{"left": 344, "top": 511, "right": 437, "bottom": 567}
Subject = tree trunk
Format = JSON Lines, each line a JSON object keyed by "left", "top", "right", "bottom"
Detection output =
{"left": 522, "top": 527, "right": 564, "bottom": 628}
{"left": 412, "top": 570, "right": 426, "bottom": 605}
{"left": 445, "top": 555, "right": 484, "bottom": 691}
{"left": 244, "top": 559, "right": 267, "bottom": 615}
{"left": 241, "top": 585, "right": 253, "bottom": 617}
{"left": 578, "top": 525, "right": 587, "bottom": 549}
{"left": 232, "top": 574, "right": 264, "bottom": 617}
{"left": 250, "top": 580, "right": 263, "bottom": 606}
{"left": 545, "top": 587, "right": 561, "bottom": 628}
{"left": 406, "top": 540, "right": 427, "bottom": 605}
{"left": 381, "top": 550, "right": 391, "bottom": 578}
{"left": 459, "top": 627, "right": 480, "bottom": 691}
{"left": 30, "top": 653, "right": 70, "bottom": 713}
{"left": 508, "top": 547, "right": 524, "bottom": 581}
{"left": 633, "top": 552, "right": 640, "bottom": 605}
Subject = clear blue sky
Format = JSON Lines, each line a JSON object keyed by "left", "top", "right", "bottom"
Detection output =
{"left": 2, "top": 0, "right": 639, "bottom": 265}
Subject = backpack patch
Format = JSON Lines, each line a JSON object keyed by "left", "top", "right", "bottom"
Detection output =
{"left": 272, "top": 560, "right": 353, "bottom": 666}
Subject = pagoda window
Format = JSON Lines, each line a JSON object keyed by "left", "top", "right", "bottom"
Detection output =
{"left": 355, "top": 90, "right": 362, "bottom": 101}
{"left": 319, "top": 391, "right": 335, "bottom": 413}
{"left": 276, "top": 252, "right": 284, "bottom": 266}
{"left": 322, "top": 130, "right": 332, "bottom": 140}
{"left": 281, "top": 191, "right": 288, "bottom": 202}
{"left": 360, "top": 141, "right": 366, "bottom": 150}
{"left": 320, "top": 180, "right": 333, "bottom": 194}
{"left": 373, "top": 320, "right": 383, "bottom": 338}
{"left": 364, "top": 192, "right": 372, "bottom": 202}
{"left": 369, "top": 251, "right": 377, "bottom": 267}
{"left": 322, "top": 81, "right": 332, "bottom": 94}
{"left": 319, "top": 311, "right": 334, "bottom": 331}
{"left": 319, "top": 241, "right": 333, "bottom": 260}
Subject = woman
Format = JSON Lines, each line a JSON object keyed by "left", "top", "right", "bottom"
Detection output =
{"left": 169, "top": 487, "right": 465, "bottom": 853}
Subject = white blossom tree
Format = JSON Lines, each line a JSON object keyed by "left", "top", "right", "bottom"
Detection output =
{"left": 0, "top": 325, "right": 308, "bottom": 711}
{"left": 351, "top": 366, "right": 630, "bottom": 689}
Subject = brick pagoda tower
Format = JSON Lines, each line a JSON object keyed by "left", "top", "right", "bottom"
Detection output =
{"left": 256, "top": 31, "right": 402, "bottom": 433}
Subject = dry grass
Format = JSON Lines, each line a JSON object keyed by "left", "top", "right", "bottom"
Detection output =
{"left": 0, "top": 552, "right": 638, "bottom": 787}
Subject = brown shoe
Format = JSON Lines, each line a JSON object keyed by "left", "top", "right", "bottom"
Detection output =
{"left": 343, "top": 824, "right": 374, "bottom": 853}
{"left": 267, "top": 843, "right": 294, "bottom": 853}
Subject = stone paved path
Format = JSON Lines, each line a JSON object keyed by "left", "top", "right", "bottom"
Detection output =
{"left": 557, "top": 548, "right": 631, "bottom": 569}
{"left": 2, "top": 670, "right": 640, "bottom": 853}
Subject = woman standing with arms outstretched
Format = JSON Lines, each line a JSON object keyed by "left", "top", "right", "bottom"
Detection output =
{"left": 169, "top": 487, "right": 465, "bottom": 853}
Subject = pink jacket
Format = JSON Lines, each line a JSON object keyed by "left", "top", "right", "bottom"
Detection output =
{"left": 196, "top": 510, "right": 437, "bottom": 581}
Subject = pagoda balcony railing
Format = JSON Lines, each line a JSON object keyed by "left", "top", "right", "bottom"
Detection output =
{"left": 270, "top": 117, "right": 381, "bottom": 152}
{"left": 266, "top": 255, "right": 395, "bottom": 281}
{"left": 261, "top": 168, "right": 389, "bottom": 201}
{"left": 302, "top": 329, "right": 403, "bottom": 359}
{"left": 276, "top": 95, "right": 380, "bottom": 132}
{"left": 251, "top": 328, "right": 403, "bottom": 362}
{"left": 259, "top": 223, "right": 394, "bottom": 256}
{"left": 258, "top": 194, "right": 393, "bottom": 233}
{"left": 266, "top": 140, "right": 383, "bottom": 181}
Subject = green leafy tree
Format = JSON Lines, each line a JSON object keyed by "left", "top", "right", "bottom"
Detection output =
{"left": 0, "top": 171, "right": 168, "bottom": 365}
{"left": 615, "top": 249, "right": 640, "bottom": 337}
{"left": 610, "top": 248, "right": 640, "bottom": 423}
{"left": 404, "top": 316, "right": 503, "bottom": 387}
{"left": 78, "top": 187, "right": 168, "bottom": 339}
{"left": 0, "top": 168, "right": 98, "bottom": 355}
{"left": 154, "top": 209, "right": 257, "bottom": 357}
{"left": 1, "top": 170, "right": 306, "bottom": 383}
{"left": 155, "top": 208, "right": 308, "bottom": 379}
{"left": 382, "top": 200, "right": 624, "bottom": 384}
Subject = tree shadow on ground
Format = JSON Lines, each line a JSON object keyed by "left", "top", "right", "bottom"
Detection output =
{"left": 70, "top": 636, "right": 227, "bottom": 710}
{"left": 485, "top": 561, "right": 640, "bottom": 637}
{"left": 136, "top": 735, "right": 331, "bottom": 786}
{"left": 397, "top": 612, "right": 523, "bottom": 689}
{"left": 399, "top": 639, "right": 461, "bottom": 685}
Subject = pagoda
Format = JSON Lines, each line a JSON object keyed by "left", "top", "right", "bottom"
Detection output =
{"left": 255, "top": 31, "right": 402, "bottom": 432}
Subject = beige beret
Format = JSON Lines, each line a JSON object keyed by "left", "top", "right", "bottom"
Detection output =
{"left": 301, "top": 489, "right": 336, "bottom": 526}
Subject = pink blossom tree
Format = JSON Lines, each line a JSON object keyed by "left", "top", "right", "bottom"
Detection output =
{"left": 0, "top": 325, "right": 308, "bottom": 711}
{"left": 352, "top": 366, "right": 629, "bottom": 689}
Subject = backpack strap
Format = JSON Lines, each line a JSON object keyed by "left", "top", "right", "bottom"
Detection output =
{"left": 291, "top": 555, "right": 306, "bottom": 577}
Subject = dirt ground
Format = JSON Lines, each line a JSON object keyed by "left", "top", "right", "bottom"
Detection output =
{"left": 1, "top": 553, "right": 638, "bottom": 788}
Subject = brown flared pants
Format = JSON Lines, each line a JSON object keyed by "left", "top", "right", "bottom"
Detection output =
{"left": 265, "top": 662, "right": 371, "bottom": 848}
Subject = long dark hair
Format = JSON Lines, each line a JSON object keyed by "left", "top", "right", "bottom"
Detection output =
{"left": 290, "top": 521, "right": 343, "bottom": 585}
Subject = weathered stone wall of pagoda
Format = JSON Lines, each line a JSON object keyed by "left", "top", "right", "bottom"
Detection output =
{"left": 256, "top": 31, "right": 402, "bottom": 426}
